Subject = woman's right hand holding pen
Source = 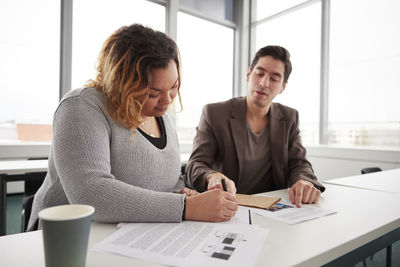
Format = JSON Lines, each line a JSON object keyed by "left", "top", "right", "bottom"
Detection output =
{"left": 184, "top": 189, "right": 238, "bottom": 222}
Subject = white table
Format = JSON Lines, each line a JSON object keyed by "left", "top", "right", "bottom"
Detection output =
{"left": 1, "top": 184, "right": 400, "bottom": 267}
{"left": 324, "top": 168, "right": 400, "bottom": 195}
{"left": 0, "top": 160, "right": 48, "bottom": 235}
{"left": 324, "top": 168, "right": 400, "bottom": 266}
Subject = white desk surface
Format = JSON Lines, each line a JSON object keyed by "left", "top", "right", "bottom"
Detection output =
{"left": 324, "top": 168, "right": 400, "bottom": 195}
{"left": 0, "top": 160, "right": 48, "bottom": 175}
{"left": 1, "top": 184, "right": 400, "bottom": 267}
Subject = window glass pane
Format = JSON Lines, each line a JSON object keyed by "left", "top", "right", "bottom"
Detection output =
{"left": 176, "top": 12, "right": 234, "bottom": 146}
{"left": 255, "top": 2, "right": 321, "bottom": 145}
{"left": 0, "top": 0, "right": 60, "bottom": 142}
{"left": 329, "top": 0, "right": 400, "bottom": 147}
{"left": 180, "top": 0, "right": 234, "bottom": 22}
{"left": 254, "top": 0, "right": 308, "bottom": 21}
{"left": 72, "top": 0, "right": 165, "bottom": 90}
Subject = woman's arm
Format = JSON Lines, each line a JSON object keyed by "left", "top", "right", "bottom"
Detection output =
{"left": 52, "top": 95, "right": 185, "bottom": 223}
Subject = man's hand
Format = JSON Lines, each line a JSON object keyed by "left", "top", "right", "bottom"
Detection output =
{"left": 288, "top": 180, "right": 321, "bottom": 208}
{"left": 179, "top": 187, "right": 199, "bottom": 196}
{"left": 207, "top": 172, "right": 237, "bottom": 195}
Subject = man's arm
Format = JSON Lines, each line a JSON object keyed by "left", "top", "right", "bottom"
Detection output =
{"left": 186, "top": 105, "right": 220, "bottom": 192}
{"left": 286, "top": 110, "right": 325, "bottom": 207}
{"left": 286, "top": 110, "right": 325, "bottom": 191}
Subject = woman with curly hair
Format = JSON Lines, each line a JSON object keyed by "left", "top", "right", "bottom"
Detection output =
{"left": 28, "top": 24, "right": 237, "bottom": 230}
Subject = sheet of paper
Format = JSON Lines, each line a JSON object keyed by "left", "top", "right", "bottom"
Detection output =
{"left": 250, "top": 199, "right": 337, "bottom": 224}
{"left": 92, "top": 221, "right": 268, "bottom": 267}
{"left": 216, "top": 205, "right": 252, "bottom": 225}
{"left": 118, "top": 205, "right": 252, "bottom": 229}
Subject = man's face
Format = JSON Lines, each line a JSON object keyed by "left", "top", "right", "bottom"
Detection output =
{"left": 246, "top": 55, "right": 287, "bottom": 108}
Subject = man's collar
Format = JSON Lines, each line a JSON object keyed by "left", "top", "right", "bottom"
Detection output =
{"left": 232, "top": 97, "right": 284, "bottom": 121}
{"left": 269, "top": 102, "right": 284, "bottom": 120}
{"left": 231, "top": 97, "right": 247, "bottom": 119}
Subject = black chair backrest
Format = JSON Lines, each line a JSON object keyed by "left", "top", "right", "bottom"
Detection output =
{"left": 361, "top": 167, "right": 382, "bottom": 174}
{"left": 181, "top": 163, "right": 187, "bottom": 176}
{"left": 21, "top": 172, "right": 46, "bottom": 232}
{"left": 21, "top": 195, "right": 35, "bottom": 232}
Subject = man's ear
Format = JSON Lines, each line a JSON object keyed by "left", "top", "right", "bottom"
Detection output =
{"left": 246, "top": 68, "right": 251, "bottom": 82}
{"left": 279, "top": 82, "right": 287, "bottom": 94}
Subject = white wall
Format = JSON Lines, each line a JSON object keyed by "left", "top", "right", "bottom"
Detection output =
{"left": 306, "top": 146, "right": 400, "bottom": 180}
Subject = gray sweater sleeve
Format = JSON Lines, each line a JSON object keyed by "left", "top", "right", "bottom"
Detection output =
{"left": 52, "top": 95, "right": 185, "bottom": 223}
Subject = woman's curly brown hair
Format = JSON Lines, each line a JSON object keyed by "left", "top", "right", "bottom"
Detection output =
{"left": 86, "top": 24, "right": 182, "bottom": 132}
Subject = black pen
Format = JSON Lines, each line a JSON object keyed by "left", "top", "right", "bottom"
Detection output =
{"left": 221, "top": 178, "right": 228, "bottom": 192}
{"left": 248, "top": 209, "right": 252, "bottom": 225}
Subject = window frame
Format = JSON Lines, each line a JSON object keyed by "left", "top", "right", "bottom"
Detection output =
{"left": 250, "top": 0, "right": 328, "bottom": 145}
{"left": 0, "top": 0, "right": 244, "bottom": 159}
{"left": 5, "top": 0, "right": 398, "bottom": 160}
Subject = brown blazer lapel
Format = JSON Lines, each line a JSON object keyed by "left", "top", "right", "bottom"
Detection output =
{"left": 269, "top": 103, "right": 286, "bottom": 186}
{"left": 229, "top": 98, "right": 247, "bottom": 182}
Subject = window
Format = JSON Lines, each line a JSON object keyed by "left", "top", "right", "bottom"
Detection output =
{"left": 0, "top": 0, "right": 60, "bottom": 142}
{"left": 180, "top": 0, "right": 234, "bottom": 22}
{"left": 328, "top": 0, "right": 400, "bottom": 147}
{"left": 175, "top": 12, "right": 234, "bottom": 145}
{"left": 72, "top": 0, "right": 165, "bottom": 90}
{"left": 254, "top": 0, "right": 309, "bottom": 21}
{"left": 254, "top": 2, "right": 321, "bottom": 145}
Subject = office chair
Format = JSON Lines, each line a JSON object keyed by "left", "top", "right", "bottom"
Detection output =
{"left": 181, "top": 163, "right": 187, "bottom": 176}
{"left": 361, "top": 167, "right": 382, "bottom": 174}
{"left": 21, "top": 172, "right": 46, "bottom": 232}
{"left": 360, "top": 167, "right": 392, "bottom": 267}
{"left": 21, "top": 194, "right": 35, "bottom": 232}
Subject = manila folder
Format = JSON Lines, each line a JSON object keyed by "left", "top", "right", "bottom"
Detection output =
{"left": 236, "top": 194, "right": 281, "bottom": 209}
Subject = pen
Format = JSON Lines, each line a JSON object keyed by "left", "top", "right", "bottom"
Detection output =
{"left": 248, "top": 209, "right": 252, "bottom": 225}
{"left": 221, "top": 178, "right": 228, "bottom": 192}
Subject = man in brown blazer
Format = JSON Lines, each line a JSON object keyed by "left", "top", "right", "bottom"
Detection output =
{"left": 186, "top": 45, "right": 325, "bottom": 207}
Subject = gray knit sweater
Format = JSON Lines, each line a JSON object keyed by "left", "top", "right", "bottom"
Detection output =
{"left": 28, "top": 87, "right": 186, "bottom": 230}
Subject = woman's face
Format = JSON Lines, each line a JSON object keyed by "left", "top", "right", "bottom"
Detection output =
{"left": 141, "top": 60, "right": 179, "bottom": 117}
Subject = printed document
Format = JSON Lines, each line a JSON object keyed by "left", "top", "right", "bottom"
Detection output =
{"left": 118, "top": 205, "right": 252, "bottom": 229}
{"left": 249, "top": 199, "right": 336, "bottom": 224}
{"left": 92, "top": 221, "right": 268, "bottom": 267}
{"left": 217, "top": 205, "right": 252, "bottom": 225}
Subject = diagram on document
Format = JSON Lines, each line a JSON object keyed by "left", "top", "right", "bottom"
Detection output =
{"left": 201, "top": 231, "right": 247, "bottom": 260}
{"left": 92, "top": 222, "right": 268, "bottom": 267}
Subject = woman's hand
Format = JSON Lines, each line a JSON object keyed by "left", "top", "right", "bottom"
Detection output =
{"left": 184, "top": 189, "right": 238, "bottom": 222}
{"left": 206, "top": 172, "right": 237, "bottom": 194}
{"left": 179, "top": 187, "right": 199, "bottom": 196}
